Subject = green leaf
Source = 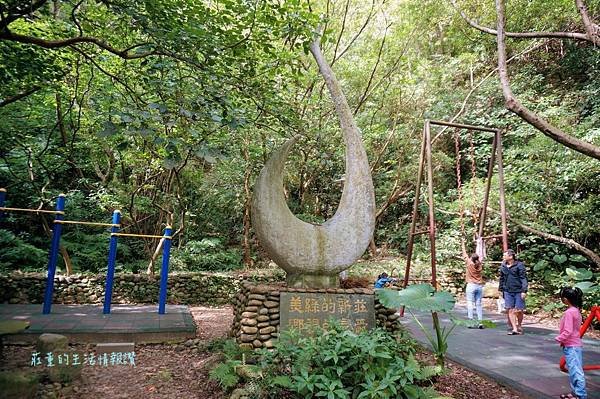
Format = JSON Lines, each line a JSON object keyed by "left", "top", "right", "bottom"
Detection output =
{"left": 574, "top": 282, "right": 596, "bottom": 293}
{"left": 98, "top": 121, "right": 117, "bottom": 137}
{"left": 553, "top": 254, "right": 568, "bottom": 264}
{"left": 566, "top": 267, "right": 593, "bottom": 281}
{"left": 272, "top": 375, "right": 293, "bottom": 388}
{"left": 534, "top": 260, "right": 548, "bottom": 271}
{"left": 376, "top": 284, "right": 455, "bottom": 312}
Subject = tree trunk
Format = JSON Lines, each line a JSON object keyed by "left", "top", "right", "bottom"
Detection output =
{"left": 147, "top": 238, "right": 165, "bottom": 275}
{"left": 515, "top": 222, "right": 600, "bottom": 270}
{"left": 40, "top": 216, "right": 73, "bottom": 275}
{"left": 489, "top": 207, "right": 600, "bottom": 270}
{"left": 495, "top": 0, "right": 600, "bottom": 160}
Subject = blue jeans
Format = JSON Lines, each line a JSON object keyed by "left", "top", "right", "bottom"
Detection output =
{"left": 466, "top": 283, "right": 483, "bottom": 321}
{"left": 564, "top": 346, "right": 587, "bottom": 399}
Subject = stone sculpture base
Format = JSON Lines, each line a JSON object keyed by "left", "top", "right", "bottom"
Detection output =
{"left": 230, "top": 282, "right": 402, "bottom": 350}
{"left": 285, "top": 273, "right": 339, "bottom": 289}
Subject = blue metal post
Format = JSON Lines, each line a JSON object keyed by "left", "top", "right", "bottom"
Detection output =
{"left": 158, "top": 226, "right": 173, "bottom": 314}
{"left": 103, "top": 210, "right": 121, "bottom": 314}
{"left": 0, "top": 188, "right": 6, "bottom": 220}
{"left": 42, "top": 194, "right": 66, "bottom": 314}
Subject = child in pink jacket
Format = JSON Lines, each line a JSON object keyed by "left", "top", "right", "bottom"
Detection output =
{"left": 555, "top": 287, "right": 586, "bottom": 399}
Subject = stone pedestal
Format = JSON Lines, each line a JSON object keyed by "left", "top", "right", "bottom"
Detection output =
{"left": 285, "top": 273, "right": 339, "bottom": 289}
{"left": 230, "top": 283, "right": 402, "bottom": 349}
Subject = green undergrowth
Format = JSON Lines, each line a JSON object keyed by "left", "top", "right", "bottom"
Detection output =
{"left": 210, "top": 323, "right": 450, "bottom": 399}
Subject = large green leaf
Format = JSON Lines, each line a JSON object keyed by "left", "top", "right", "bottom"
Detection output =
{"left": 566, "top": 267, "right": 593, "bottom": 281}
{"left": 376, "top": 284, "right": 455, "bottom": 312}
{"left": 574, "top": 282, "right": 597, "bottom": 294}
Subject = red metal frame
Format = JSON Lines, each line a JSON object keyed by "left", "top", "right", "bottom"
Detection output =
{"left": 559, "top": 305, "right": 600, "bottom": 372}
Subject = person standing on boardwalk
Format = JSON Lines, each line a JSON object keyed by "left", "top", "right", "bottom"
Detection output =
{"left": 498, "top": 249, "right": 527, "bottom": 335}
{"left": 464, "top": 249, "right": 484, "bottom": 328}
{"left": 556, "top": 287, "right": 587, "bottom": 399}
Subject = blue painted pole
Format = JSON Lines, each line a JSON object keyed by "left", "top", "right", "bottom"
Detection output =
{"left": 103, "top": 210, "right": 121, "bottom": 314}
{"left": 0, "top": 188, "right": 6, "bottom": 220}
{"left": 158, "top": 226, "right": 173, "bottom": 314}
{"left": 42, "top": 194, "right": 66, "bottom": 315}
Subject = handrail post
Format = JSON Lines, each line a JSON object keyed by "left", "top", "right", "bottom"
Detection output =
{"left": 0, "top": 188, "right": 6, "bottom": 220}
{"left": 103, "top": 210, "right": 121, "bottom": 314}
{"left": 42, "top": 194, "right": 66, "bottom": 314}
{"left": 158, "top": 226, "right": 173, "bottom": 314}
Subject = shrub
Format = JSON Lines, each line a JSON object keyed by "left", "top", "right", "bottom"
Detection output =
{"left": 210, "top": 324, "right": 442, "bottom": 399}
{"left": 0, "top": 230, "right": 46, "bottom": 272}
{"left": 171, "top": 238, "right": 243, "bottom": 272}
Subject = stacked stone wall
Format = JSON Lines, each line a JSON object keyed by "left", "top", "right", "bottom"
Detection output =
{"left": 0, "top": 272, "right": 283, "bottom": 306}
{"left": 230, "top": 283, "right": 402, "bottom": 349}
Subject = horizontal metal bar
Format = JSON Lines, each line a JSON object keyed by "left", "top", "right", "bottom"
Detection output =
{"left": 428, "top": 119, "right": 498, "bottom": 133}
{"left": 54, "top": 220, "right": 120, "bottom": 227}
{"left": 412, "top": 229, "right": 430, "bottom": 236}
{"left": 0, "top": 207, "right": 64, "bottom": 215}
{"left": 111, "top": 232, "right": 171, "bottom": 239}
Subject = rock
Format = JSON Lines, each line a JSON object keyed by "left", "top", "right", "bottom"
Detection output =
{"left": 263, "top": 301, "right": 278, "bottom": 308}
{"left": 248, "top": 294, "right": 266, "bottom": 301}
{"left": 241, "top": 312, "right": 257, "bottom": 319}
{"left": 241, "top": 318, "right": 257, "bottom": 326}
{"left": 258, "top": 308, "right": 269, "bottom": 315}
{"left": 230, "top": 388, "right": 249, "bottom": 399}
{"left": 239, "top": 343, "right": 254, "bottom": 351}
{"left": 252, "top": 340, "right": 263, "bottom": 348}
{"left": 259, "top": 326, "right": 276, "bottom": 334}
{"left": 268, "top": 307, "right": 279, "bottom": 314}
{"left": 240, "top": 334, "right": 255, "bottom": 343}
{"left": 247, "top": 300, "right": 263, "bottom": 306}
{"left": 256, "top": 322, "right": 269, "bottom": 328}
{"left": 250, "top": 286, "right": 269, "bottom": 294}
{"left": 244, "top": 306, "right": 259, "bottom": 312}
{"left": 37, "top": 333, "right": 68, "bottom": 353}
{"left": 263, "top": 340, "right": 274, "bottom": 349}
{"left": 257, "top": 315, "right": 270, "bottom": 322}
{"left": 241, "top": 326, "right": 258, "bottom": 334}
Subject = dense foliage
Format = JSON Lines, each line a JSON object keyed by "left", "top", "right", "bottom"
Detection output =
{"left": 209, "top": 325, "right": 444, "bottom": 398}
{"left": 1, "top": 0, "right": 599, "bottom": 304}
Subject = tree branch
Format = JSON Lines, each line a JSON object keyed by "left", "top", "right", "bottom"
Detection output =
{"left": 489, "top": 207, "right": 600, "bottom": 270}
{"left": 331, "top": 0, "right": 376, "bottom": 66}
{"left": 353, "top": 21, "right": 391, "bottom": 116}
{"left": 0, "top": 30, "right": 157, "bottom": 59}
{"left": 0, "top": 86, "right": 41, "bottom": 107}
{"left": 496, "top": 0, "right": 600, "bottom": 160}
{"left": 0, "top": 0, "right": 48, "bottom": 31}
{"left": 450, "top": 0, "right": 592, "bottom": 42}
{"left": 575, "top": 0, "right": 600, "bottom": 45}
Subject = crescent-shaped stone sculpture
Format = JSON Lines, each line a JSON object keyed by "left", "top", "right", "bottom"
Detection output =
{"left": 251, "top": 41, "right": 375, "bottom": 288}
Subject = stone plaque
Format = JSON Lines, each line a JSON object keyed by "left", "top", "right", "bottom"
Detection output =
{"left": 280, "top": 292, "right": 375, "bottom": 333}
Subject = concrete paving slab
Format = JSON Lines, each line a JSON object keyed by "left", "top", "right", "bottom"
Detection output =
{"left": 401, "top": 306, "right": 600, "bottom": 399}
{"left": 0, "top": 304, "right": 196, "bottom": 343}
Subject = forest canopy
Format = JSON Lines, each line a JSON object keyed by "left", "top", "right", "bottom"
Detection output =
{"left": 1, "top": 0, "right": 599, "bottom": 304}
